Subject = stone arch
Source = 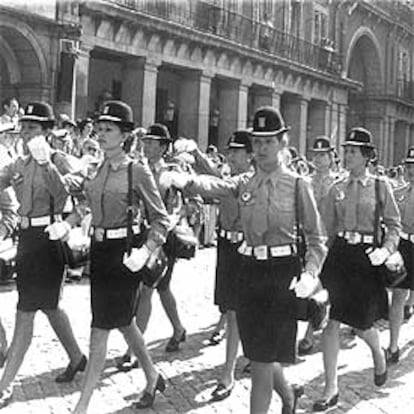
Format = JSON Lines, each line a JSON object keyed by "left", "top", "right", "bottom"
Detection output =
{"left": 345, "top": 27, "right": 383, "bottom": 93}
{"left": 0, "top": 18, "right": 48, "bottom": 86}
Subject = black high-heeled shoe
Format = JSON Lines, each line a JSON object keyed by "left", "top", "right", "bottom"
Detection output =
{"left": 133, "top": 374, "right": 166, "bottom": 409}
{"left": 374, "top": 348, "right": 388, "bottom": 387}
{"left": 282, "top": 384, "right": 304, "bottom": 414}
{"left": 55, "top": 355, "right": 87, "bottom": 383}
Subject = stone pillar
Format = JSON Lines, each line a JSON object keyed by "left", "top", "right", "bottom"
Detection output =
{"left": 282, "top": 95, "right": 308, "bottom": 154}
{"left": 308, "top": 100, "right": 330, "bottom": 142}
{"left": 388, "top": 116, "right": 395, "bottom": 166}
{"left": 218, "top": 81, "right": 249, "bottom": 151}
{"left": 177, "top": 72, "right": 211, "bottom": 150}
{"left": 337, "top": 104, "right": 347, "bottom": 154}
{"left": 271, "top": 90, "right": 282, "bottom": 109}
{"left": 330, "top": 103, "right": 339, "bottom": 149}
{"left": 74, "top": 44, "right": 92, "bottom": 119}
{"left": 137, "top": 59, "right": 159, "bottom": 128}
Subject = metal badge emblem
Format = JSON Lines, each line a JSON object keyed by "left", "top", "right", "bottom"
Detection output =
{"left": 241, "top": 191, "right": 252, "bottom": 203}
{"left": 95, "top": 228, "right": 104, "bottom": 242}
{"left": 20, "top": 216, "right": 29, "bottom": 229}
{"left": 258, "top": 116, "right": 266, "bottom": 128}
{"left": 27, "top": 105, "right": 34, "bottom": 114}
{"left": 103, "top": 106, "right": 110, "bottom": 114}
{"left": 336, "top": 190, "right": 345, "bottom": 201}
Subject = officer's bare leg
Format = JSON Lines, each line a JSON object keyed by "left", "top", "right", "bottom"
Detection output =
{"left": 250, "top": 361, "right": 273, "bottom": 413}
{"left": 136, "top": 284, "right": 155, "bottom": 334}
{"left": 159, "top": 286, "right": 185, "bottom": 338}
{"left": 406, "top": 289, "right": 414, "bottom": 306}
{"left": 72, "top": 328, "right": 109, "bottom": 414}
{"left": 356, "top": 326, "right": 386, "bottom": 376}
{"left": 320, "top": 319, "right": 340, "bottom": 399}
{"left": 44, "top": 307, "right": 83, "bottom": 365}
{"left": 119, "top": 322, "right": 159, "bottom": 392}
{"left": 0, "top": 310, "right": 35, "bottom": 392}
{"left": 219, "top": 310, "right": 239, "bottom": 387}
{"left": 272, "top": 362, "right": 295, "bottom": 409}
{"left": 389, "top": 288, "right": 408, "bottom": 352}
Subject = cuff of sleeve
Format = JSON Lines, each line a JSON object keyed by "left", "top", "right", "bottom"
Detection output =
{"left": 304, "top": 264, "right": 318, "bottom": 279}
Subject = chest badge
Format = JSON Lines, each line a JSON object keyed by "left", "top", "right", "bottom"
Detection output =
{"left": 241, "top": 191, "right": 252, "bottom": 203}
{"left": 336, "top": 190, "right": 345, "bottom": 201}
{"left": 397, "top": 194, "right": 405, "bottom": 203}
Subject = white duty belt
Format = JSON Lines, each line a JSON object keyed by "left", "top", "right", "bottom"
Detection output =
{"left": 237, "top": 241, "right": 297, "bottom": 260}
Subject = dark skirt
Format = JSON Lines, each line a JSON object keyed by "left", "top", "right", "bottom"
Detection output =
{"left": 236, "top": 255, "right": 300, "bottom": 363}
{"left": 90, "top": 236, "right": 143, "bottom": 330}
{"left": 214, "top": 236, "right": 243, "bottom": 312}
{"left": 321, "top": 237, "right": 388, "bottom": 330}
{"left": 16, "top": 227, "right": 65, "bottom": 312}
{"left": 394, "top": 239, "right": 414, "bottom": 290}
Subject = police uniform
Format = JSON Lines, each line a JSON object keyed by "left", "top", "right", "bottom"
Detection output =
{"left": 321, "top": 128, "right": 401, "bottom": 329}
{"left": 393, "top": 147, "right": 414, "bottom": 290}
{"left": 86, "top": 102, "right": 169, "bottom": 329}
{"left": 0, "top": 102, "right": 78, "bottom": 311}
{"left": 309, "top": 137, "right": 338, "bottom": 219}
{"left": 194, "top": 130, "right": 251, "bottom": 313}
{"left": 141, "top": 124, "right": 179, "bottom": 292}
{"left": 185, "top": 107, "right": 327, "bottom": 363}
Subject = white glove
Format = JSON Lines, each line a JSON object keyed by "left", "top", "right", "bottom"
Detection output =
{"left": 174, "top": 138, "right": 198, "bottom": 154}
{"left": 289, "top": 271, "right": 319, "bottom": 298}
{"left": 27, "top": 135, "right": 51, "bottom": 165}
{"left": 45, "top": 221, "right": 71, "bottom": 241}
{"left": 384, "top": 251, "right": 404, "bottom": 271}
{"left": 158, "top": 170, "right": 189, "bottom": 189}
{"left": 366, "top": 247, "right": 390, "bottom": 266}
{"left": 123, "top": 245, "right": 151, "bottom": 273}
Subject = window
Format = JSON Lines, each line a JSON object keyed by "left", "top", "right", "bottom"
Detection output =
{"left": 313, "top": 8, "right": 328, "bottom": 44}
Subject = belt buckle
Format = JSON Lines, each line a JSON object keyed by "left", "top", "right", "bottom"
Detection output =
{"left": 95, "top": 228, "right": 104, "bottom": 242}
{"left": 21, "top": 216, "right": 29, "bottom": 230}
{"left": 254, "top": 245, "right": 267, "bottom": 260}
{"left": 348, "top": 232, "right": 359, "bottom": 244}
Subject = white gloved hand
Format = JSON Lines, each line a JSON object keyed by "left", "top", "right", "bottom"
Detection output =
{"left": 366, "top": 247, "right": 390, "bottom": 266}
{"left": 45, "top": 221, "right": 71, "bottom": 241}
{"left": 27, "top": 135, "right": 51, "bottom": 165}
{"left": 123, "top": 245, "right": 151, "bottom": 273}
{"left": 174, "top": 138, "right": 198, "bottom": 154}
{"left": 384, "top": 251, "right": 404, "bottom": 271}
{"left": 158, "top": 170, "right": 189, "bottom": 189}
{"left": 289, "top": 271, "right": 319, "bottom": 298}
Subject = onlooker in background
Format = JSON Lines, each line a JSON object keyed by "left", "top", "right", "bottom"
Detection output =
{"left": 0, "top": 98, "right": 20, "bottom": 129}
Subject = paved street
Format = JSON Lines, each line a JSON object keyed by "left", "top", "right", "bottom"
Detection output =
{"left": 1, "top": 247, "right": 414, "bottom": 413}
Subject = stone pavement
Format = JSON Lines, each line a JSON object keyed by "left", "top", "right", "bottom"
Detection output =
{"left": 1, "top": 247, "right": 414, "bottom": 413}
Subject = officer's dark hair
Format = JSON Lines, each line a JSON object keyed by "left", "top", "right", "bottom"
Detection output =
{"left": 21, "top": 119, "right": 54, "bottom": 132}
{"left": 359, "top": 146, "right": 376, "bottom": 165}
{"left": 2, "top": 97, "right": 18, "bottom": 109}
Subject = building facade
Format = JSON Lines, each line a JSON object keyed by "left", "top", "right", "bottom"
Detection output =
{"left": 1, "top": 0, "right": 413, "bottom": 165}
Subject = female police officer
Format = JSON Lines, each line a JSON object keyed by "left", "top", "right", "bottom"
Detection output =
{"left": 163, "top": 106, "right": 327, "bottom": 414}
{"left": 313, "top": 127, "right": 400, "bottom": 411}
{"left": 51, "top": 101, "right": 170, "bottom": 413}
{"left": 386, "top": 146, "right": 414, "bottom": 364}
{"left": 0, "top": 102, "right": 86, "bottom": 408}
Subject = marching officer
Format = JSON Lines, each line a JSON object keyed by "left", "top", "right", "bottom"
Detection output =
{"left": 57, "top": 101, "right": 170, "bottom": 413}
{"left": 386, "top": 146, "right": 414, "bottom": 364}
{"left": 0, "top": 102, "right": 86, "bottom": 408}
{"left": 163, "top": 106, "right": 327, "bottom": 414}
{"left": 298, "top": 136, "right": 338, "bottom": 355}
{"left": 314, "top": 127, "right": 401, "bottom": 411}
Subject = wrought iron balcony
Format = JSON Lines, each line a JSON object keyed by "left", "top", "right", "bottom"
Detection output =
{"left": 103, "top": 0, "right": 342, "bottom": 76}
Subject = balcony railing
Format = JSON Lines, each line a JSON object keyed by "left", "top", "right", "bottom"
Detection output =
{"left": 103, "top": 0, "right": 342, "bottom": 76}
